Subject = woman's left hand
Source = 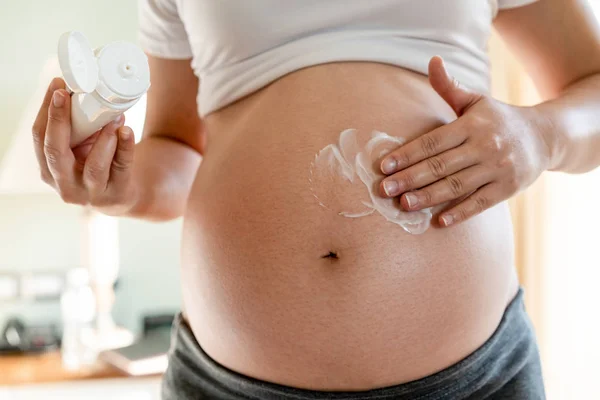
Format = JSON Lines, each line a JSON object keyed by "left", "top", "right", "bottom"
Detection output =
{"left": 379, "top": 56, "right": 553, "bottom": 227}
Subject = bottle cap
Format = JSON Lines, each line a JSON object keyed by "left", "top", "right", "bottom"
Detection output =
{"left": 97, "top": 42, "right": 150, "bottom": 101}
{"left": 57, "top": 31, "right": 99, "bottom": 93}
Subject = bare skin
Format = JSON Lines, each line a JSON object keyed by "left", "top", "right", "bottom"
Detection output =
{"left": 180, "top": 63, "right": 519, "bottom": 389}
{"left": 32, "top": 0, "right": 600, "bottom": 391}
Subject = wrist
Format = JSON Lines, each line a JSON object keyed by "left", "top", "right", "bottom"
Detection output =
{"left": 95, "top": 181, "right": 141, "bottom": 218}
{"left": 119, "top": 179, "right": 144, "bottom": 218}
{"left": 118, "top": 179, "right": 180, "bottom": 221}
{"left": 528, "top": 104, "right": 563, "bottom": 172}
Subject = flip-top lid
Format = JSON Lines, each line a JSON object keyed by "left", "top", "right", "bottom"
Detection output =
{"left": 57, "top": 31, "right": 99, "bottom": 93}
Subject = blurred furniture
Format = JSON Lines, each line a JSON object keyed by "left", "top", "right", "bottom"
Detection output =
{"left": 1, "top": 317, "right": 60, "bottom": 354}
{"left": 0, "top": 351, "right": 127, "bottom": 385}
{"left": 0, "top": 376, "right": 162, "bottom": 400}
{"left": 0, "top": 313, "right": 174, "bottom": 385}
{"left": 98, "top": 314, "right": 174, "bottom": 376}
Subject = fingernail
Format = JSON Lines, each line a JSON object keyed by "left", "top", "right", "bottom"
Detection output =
{"left": 404, "top": 193, "right": 418, "bottom": 208}
{"left": 383, "top": 180, "right": 399, "bottom": 197}
{"left": 382, "top": 158, "right": 397, "bottom": 174}
{"left": 441, "top": 214, "right": 454, "bottom": 226}
{"left": 113, "top": 115, "right": 125, "bottom": 125}
{"left": 120, "top": 127, "right": 131, "bottom": 140}
{"left": 52, "top": 91, "right": 65, "bottom": 108}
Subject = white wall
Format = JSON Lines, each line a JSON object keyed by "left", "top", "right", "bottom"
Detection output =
{"left": 0, "top": 0, "right": 182, "bottom": 334}
{"left": 0, "top": 194, "right": 83, "bottom": 327}
{"left": 114, "top": 218, "right": 183, "bottom": 333}
{"left": 0, "top": 194, "right": 82, "bottom": 271}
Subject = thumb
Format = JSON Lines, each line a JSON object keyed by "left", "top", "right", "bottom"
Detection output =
{"left": 428, "top": 56, "right": 481, "bottom": 116}
{"left": 109, "top": 126, "right": 135, "bottom": 188}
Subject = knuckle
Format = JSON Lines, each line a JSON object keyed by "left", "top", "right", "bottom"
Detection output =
{"left": 420, "top": 134, "right": 440, "bottom": 157}
{"left": 401, "top": 173, "right": 415, "bottom": 188}
{"left": 445, "top": 175, "right": 464, "bottom": 196}
{"left": 426, "top": 156, "right": 447, "bottom": 178}
{"left": 32, "top": 127, "right": 43, "bottom": 146}
{"left": 498, "top": 155, "right": 517, "bottom": 175}
{"left": 43, "top": 143, "right": 63, "bottom": 166}
{"left": 84, "top": 163, "right": 107, "bottom": 184}
{"left": 420, "top": 190, "right": 433, "bottom": 205}
{"left": 473, "top": 195, "right": 489, "bottom": 213}
{"left": 496, "top": 156, "right": 510, "bottom": 169}
{"left": 487, "top": 135, "right": 503, "bottom": 152}
{"left": 111, "top": 157, "right": 130, "bottom": 174}
{"left": 394, "top": 152, "right": 410, "bottom": 170}
{"left": 457, "top": 207, "right": 470, "bottom": 222}
{"left": 47, "top": 112, "right": 65, "bottom": 124}
{"left": 467, "top": 114, "right": 485, "bottom": 130}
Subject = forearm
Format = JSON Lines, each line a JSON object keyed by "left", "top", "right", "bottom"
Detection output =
{"left": 126, "top": 136, "right": 201, "bottom": 221}
{"left": 534, "top": 72, "right": 600, "bottom": 174}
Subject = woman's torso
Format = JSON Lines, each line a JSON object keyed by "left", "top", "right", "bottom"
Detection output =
{"left": 180, "top": 62, "right": 519, "bottom": 391}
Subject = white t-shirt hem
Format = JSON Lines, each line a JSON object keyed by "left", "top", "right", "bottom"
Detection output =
{"left": 498, "top": 0, "right": 539, "bottom": 9}
{"left": 138, "top": 36, "right": 193, "bottom": 60}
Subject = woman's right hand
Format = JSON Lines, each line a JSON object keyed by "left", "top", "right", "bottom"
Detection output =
{"left": 32, "top": 78, "right": 139, "bottom": 216}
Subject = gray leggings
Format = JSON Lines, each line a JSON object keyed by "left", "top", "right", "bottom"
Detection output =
{"left": 162, "top": 288, "right": 546, "bottom": 399}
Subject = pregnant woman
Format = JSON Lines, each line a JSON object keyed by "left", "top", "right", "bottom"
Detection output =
{"left": 32, "top": 0, "right": 600, "bottom": 398}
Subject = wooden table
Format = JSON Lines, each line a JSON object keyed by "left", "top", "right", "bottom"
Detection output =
{"left": 0, "top": 351, "right": 127, "bottom": 386}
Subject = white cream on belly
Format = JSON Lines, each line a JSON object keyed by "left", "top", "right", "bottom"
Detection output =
{"left": 310, "top": 129, "right": 439, "bottom": 234}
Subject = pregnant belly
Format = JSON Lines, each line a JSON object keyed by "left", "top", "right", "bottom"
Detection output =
{"left": 180, "top": 63, "right": 519, "bottom": 390}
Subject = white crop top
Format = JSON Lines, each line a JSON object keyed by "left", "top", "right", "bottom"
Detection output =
{"left": 138, "top": 0, "right": 539, "bottom": 118}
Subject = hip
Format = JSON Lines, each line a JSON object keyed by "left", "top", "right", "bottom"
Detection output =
{"left": 164, "top": 287, "right": 544, "bottom": 399}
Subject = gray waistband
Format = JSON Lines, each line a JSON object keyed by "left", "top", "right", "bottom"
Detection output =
{"left": 164, "top": 288, "right": 540, "bottom": 399}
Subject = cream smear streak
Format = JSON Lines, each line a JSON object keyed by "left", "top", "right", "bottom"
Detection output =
{"left": 310, "top": 129, "right": 437, "bottom": 234}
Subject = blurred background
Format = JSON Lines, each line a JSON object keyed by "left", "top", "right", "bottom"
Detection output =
{"left": 0, "top": 1, "right": 179, "bottom": 398}
{"left": 0, "top": 1, "right": 599, "bottom": 399}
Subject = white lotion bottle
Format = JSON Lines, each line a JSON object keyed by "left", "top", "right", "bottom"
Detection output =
{"left": 57, "top": 31, "right": 150, "bottom": 147}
